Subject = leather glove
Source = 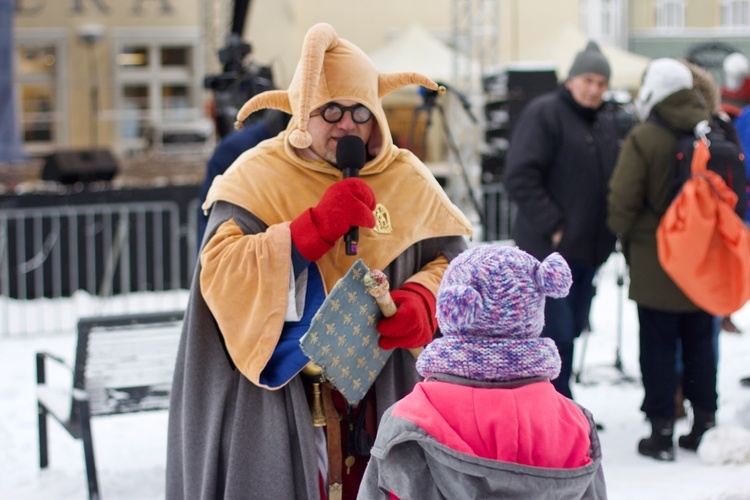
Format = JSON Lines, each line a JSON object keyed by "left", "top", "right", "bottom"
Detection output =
{"left": 290, "top": 178, "right": 376, "bottom": 261}
{"left": 377, "top": 282, "right": 437, "bottom": 350}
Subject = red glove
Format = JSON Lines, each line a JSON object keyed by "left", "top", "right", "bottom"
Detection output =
{"left": 377, "top": 283, "right": 438, "bottom": 350}
{"left": 290, "top": 178, "right": 376, "bottom": 261}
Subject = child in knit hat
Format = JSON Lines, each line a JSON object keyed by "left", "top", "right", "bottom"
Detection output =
{"left": 358, "top": 244, "right": 607, "bottom": 499}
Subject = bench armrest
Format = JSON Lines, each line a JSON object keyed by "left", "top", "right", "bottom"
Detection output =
{"left": 36, "top": 351, "right": 72, "bottom": 385}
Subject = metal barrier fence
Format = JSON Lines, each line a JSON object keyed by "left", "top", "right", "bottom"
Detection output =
{"left": 481, "top": 182, "right": 517, "bottom": 242}
{"left": 1, "top": 201, "right": 197, "bottom": 336}
{"left": 1, "top": 184, "right": 514, "bottom": 336}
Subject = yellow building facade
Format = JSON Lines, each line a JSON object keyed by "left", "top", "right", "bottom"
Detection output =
{"left": 12, "top": 0, "right": 750, "bottom": 158}
{"left": 14, "top": 0, "right": 214, "bottom": 156}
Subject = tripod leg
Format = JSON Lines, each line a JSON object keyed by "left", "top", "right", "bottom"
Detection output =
{"left": 612, "top": 244, "right": 638, "bottom": 383}
{"left": 435, "top": 102, "right": 484, "bottom": 224}
{"left": 574, "top": 327, "right": 590, "bottom": 384}
{"left": 614, "top": 245, "right": 626, "bottom": 374}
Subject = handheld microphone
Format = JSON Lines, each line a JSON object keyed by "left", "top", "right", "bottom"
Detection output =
{"left": 336, "top": 135, "right": 366, "bottom": 255}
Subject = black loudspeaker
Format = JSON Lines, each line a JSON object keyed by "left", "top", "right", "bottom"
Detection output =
{"left": 42, "top": 149, "right": 119, "bottom": 185}
{"left": 507, "top": 69, "right": 558, "bottom": 127}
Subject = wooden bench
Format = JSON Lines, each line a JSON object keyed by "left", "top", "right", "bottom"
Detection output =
{"left": 36, "top": 310, "right": 184, "bottom": 500}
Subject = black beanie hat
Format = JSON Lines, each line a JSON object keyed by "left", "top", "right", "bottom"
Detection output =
{"left": 567, "top": 40, "right": 611, "bottom": 81}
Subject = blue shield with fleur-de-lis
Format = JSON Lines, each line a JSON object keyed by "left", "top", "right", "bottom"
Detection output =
{"left": 299, "top": 259, "right": 392, "bottom": 406}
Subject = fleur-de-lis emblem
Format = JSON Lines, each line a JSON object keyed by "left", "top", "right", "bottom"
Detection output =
{"left": 347, "top": 346, "right": 356, "bottom": 357}
{"left": 330, "top": 299, "right": 340, "bottom": 311}
{"left": 309, "top": 331, "right": 319, "bottom": 344}
{"left": 326, "top": 323, "right": 336, "bottom": 335}
{"left": 359, "top": 305, "right": 368, "bottom": 316}
{"left": 357, "top": 357, "right": 366, "bottom": 368}
{"left": 367, "top": 314, "right": 376, "bottom": 326}
{"left": 352, "top": 268, "right": 362, "bottom": 280}
{"left": 321, "top": 345, "right": 331, "bottom": 356}
{"left": 341, "top": 367, "right": 350, "bottom": 379}
{"left": 343, "top": 313, "right": 352, "bottom": 325}
{"left": 338, "top": 335, "right": 347, "bottom": 346}
{"left": 353, "top": 325, "right": 361, "bottom": 336}
{"left": 352, "top": 378, "right": 362, "bottom": 391}
{"left": 331, "top": 355, "right": 340, "bottom": 367}
{"left": 361, "top": 334, "right": 370, "bottom": 347}
{"left": 368, "top": 369, "right": 377, "bottom": 380}
{"left": 347, "top": 291, "right": 357, "bottom": 303}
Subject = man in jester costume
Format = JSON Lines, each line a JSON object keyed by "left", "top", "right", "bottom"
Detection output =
{"left": 166, "top": 23, "right": 472, "bottom": 499}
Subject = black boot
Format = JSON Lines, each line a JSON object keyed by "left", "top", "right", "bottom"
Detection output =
{"left": 678, "top": 407, "right": 715, "bottom": 451}
{"left": 638, "top": 418, "right": 675, "bottom": 461}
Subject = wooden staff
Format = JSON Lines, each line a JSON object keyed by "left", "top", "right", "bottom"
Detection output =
{"left": 363, "top": 269, "right": 423, "bottom": 358}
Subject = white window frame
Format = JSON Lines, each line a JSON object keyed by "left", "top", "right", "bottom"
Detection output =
{"left": 110, "top": 27, "right": 205, "bottom": 155}
{"left": 580, "top": 0, "right": 628, "bottom": 48}
{"left": 13, "top": 28, "right": 70, "bottom": 155}
{"left": 654, "top": 0, "right": 686, "bottom": 29}
{"left": 722, "top": 0, "right": 750, "bottom": 27}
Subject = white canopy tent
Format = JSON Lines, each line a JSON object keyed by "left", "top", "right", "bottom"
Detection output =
{"left": 520, "top": 25, "right": 651, "bottom": 90}
{"left": 367, "top": 23, "right": 482, "bottom": 219}
{"left": 368, "top": 23, "right": 480, "bottom": 86}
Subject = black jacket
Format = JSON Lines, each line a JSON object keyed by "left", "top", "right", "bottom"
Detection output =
{"left": 505, "top": 86, "right": 620, "bottom": 268}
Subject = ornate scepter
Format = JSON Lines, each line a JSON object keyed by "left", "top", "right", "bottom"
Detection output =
{"left": 363, "top": 269, "right": 423, "bottom": 358}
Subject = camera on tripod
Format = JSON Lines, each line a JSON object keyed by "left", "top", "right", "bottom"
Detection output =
{"left": 204, "top": 33, "right": 275, "bottom": 138}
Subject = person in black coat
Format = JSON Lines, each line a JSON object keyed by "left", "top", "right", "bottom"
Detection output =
{"left": 504, "top": 41, "right": 620, "bottom": 400}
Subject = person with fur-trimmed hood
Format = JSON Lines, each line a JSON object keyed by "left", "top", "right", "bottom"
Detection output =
{"left": 608, "top": 58, "right": 719, "bottom": 462}
{"left": 358, "top": 245, "right": 607, "bottom": 499}
{"left": 166, "top": 23, "right": 472, "bottom": 500}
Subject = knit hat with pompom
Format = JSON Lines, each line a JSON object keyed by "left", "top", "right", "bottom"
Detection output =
{"left": 416, "top": 244, "right": 572, "bottom": 382}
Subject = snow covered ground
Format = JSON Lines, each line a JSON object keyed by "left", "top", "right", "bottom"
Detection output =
{"left": 1, "top": 253, "right": 750, "bottom": 499}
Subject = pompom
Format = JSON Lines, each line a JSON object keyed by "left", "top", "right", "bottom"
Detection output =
{"left": 536, "top": 252, "right": 572, "bottom": 298}
{"left": 436, "top": 284, "right": 482, "bottom": 331}
{"left": 288, "top": 129, "right": 313, "bottom": 149}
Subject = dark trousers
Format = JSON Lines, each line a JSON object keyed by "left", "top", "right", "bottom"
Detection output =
{"left": 542, "top": 263, "right": 597, "bottom": 399}
{"left": 637, "top": 306, "right": 717, "bottom": 420}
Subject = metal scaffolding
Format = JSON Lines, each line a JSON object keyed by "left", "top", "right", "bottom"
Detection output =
{"left": 202, "top": 0, "right": 234, "bottom": 75}
{"left": 449, "top": 0, "right": 501, "bottom": 235}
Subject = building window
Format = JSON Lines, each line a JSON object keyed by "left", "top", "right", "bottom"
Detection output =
{"left": 161, "top": 47, "right": 191, "bottom": 68}
{"left": 13, "top": 33, "right": 68, "bottom": 155}
{"left": 117, "top": 46, "right": 149, "bottom": 67}
{"left": 580, "top": 0, "right": 626, "bottom": 48}
{"left": 21, "top": 84, "right": 54, "bottom": 142}
{"left": 655, "top": 0, "right": 685, "bottom": 28}
{"left": 162, "top": 85, "right": 191, "bottom": 120}
{"left": 111, "top": 29, "right": 204, "bottom": 154}
{"left": 121, "top": 85, "right": 149, "bottom": 140}
{"left": 722, "top": 0, "right": 750, "bottom": 26}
